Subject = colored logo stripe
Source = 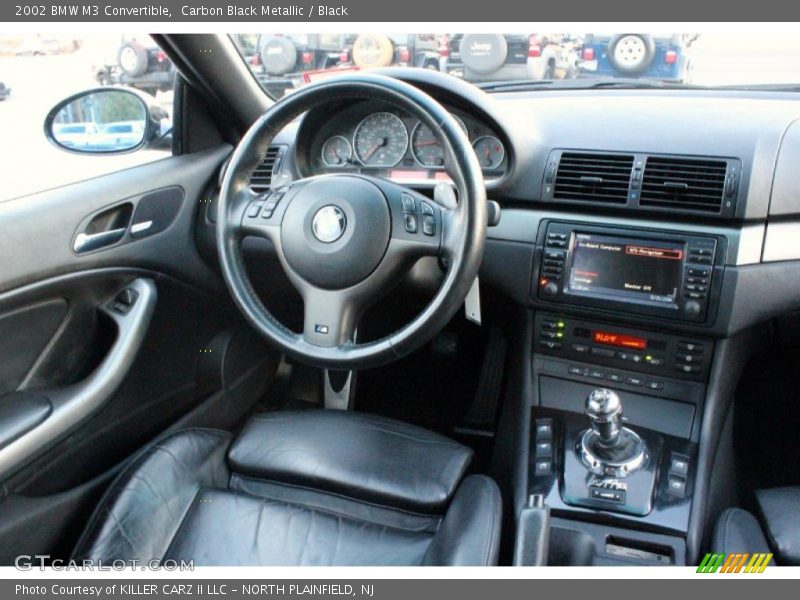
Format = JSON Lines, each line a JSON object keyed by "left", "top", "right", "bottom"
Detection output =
{"left": 697, "top": 553, "right": 772, "bottom": 573}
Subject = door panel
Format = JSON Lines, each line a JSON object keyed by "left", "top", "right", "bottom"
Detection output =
{"left": 0, "top": 143, "right": 276, "bottom": 562}
{"left": 0, "top": 299, "right": 69, "bottom": 394}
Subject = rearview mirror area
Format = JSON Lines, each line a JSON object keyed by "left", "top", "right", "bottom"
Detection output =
{"left": 44, "top": 88, "right": 160, "bottom": 154}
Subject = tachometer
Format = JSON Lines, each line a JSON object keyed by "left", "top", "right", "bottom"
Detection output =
{"left": 353, "top": 112, "right": 409, "bottom": 168}
{"left": 472, "top": 135, "right": 505, "bottom": 170}
{"left": 411, "top": 116, "right": 468, "bottom": 168}
{"left": 321, "top": 135, "right": 353, "bottom": 167}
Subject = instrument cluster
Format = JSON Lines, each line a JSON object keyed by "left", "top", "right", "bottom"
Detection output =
{"left": 303, "top": 101, "right": 508, "bottom": 182}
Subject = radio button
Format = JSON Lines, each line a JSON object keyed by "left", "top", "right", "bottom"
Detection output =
{"left": 646, "top": 356, "right": 665, "bottom": 367}
{"left": 539, "top": 340, "right": 563, "bottom": 351}
{"left": 572, "top": 344, "right": 590, "bottom": 353}
{"left": 547, "top": 240, "right": 567, "bottom": 249}
{"left": 677, "top": 353, "right": 702, "bottom": 363}
{"left": 568, "top": 365, "right": 587, "bottom": 376}
{"left": 678, "top": 342, "right": 704, "bottom": 352}
{"left": 645, "top": 381, "right": 664, "bottom": 391}
{"left": 607, "top": 372, "right": 624, "bottom": 383}
{"left": 591, "top": 347, "right": 615, "bottom": 358}
{"left": 589, "top": 369, "right": 607, "bottom": 379}
{"left": 625, "top": 376, "right": 644, "bottom": 386}
{"left": 675, "top": 364, "right": 700, "bottom": 374}
{"left": 688, "top": 267, "right": 711, "bottom": 277}
{"left": 545, "top": 250, "right": 565, "bottom": 260}
{"left": 541, "top": 281, "right": 559, "bottom": 297}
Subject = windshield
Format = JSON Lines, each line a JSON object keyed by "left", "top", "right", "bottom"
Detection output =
{"left": 231, "top": 32, "right": 800, "bottom": 98}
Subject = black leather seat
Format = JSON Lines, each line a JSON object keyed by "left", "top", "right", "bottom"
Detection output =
{"left": 713, "top": 486, "right": 800, "bottom": 565}
{"left": 73, "top": 411, "right": 502, "bottom": 566}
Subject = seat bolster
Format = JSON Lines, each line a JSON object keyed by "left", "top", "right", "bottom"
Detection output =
{"left": 756, "top": 487, "right": 800, "bottom": 565}
{"left": 73, "top": 428, "right": 232, "bottom": 562}
{"left": 423, "top": 475, "right": 502, "bottom": 566}
{"left": 712, "top": 508, "right": 771, "bottom": 556}
{"left": 227, "top": 411, "right": 473, "bottom": 513}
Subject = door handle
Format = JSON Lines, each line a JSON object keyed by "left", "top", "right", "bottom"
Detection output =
{"left": 73, "top": 228, "right": 126, "bottom": 254}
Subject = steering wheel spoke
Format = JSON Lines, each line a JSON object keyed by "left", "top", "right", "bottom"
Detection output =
{"left": 302, "top": 287, "right": 360, "bottom": 348}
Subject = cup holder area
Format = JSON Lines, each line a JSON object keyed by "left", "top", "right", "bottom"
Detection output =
{"left": 547, "top": 518, "right": 683, "bottom": 566}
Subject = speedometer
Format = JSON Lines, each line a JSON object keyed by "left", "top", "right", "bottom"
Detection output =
{"left": 411, "top": 116, "right": 468, "bottom": 168}
{"left": 353, "top": 112, "right": 409, "bottom": 168}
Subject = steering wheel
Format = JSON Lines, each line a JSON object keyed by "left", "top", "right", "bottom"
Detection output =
{"left": 217, "top": 74, "right": 487, "bottom": 369}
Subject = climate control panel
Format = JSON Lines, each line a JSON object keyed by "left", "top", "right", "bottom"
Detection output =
{"left": 535, "top": 313, "right": 712, "bottom": 382}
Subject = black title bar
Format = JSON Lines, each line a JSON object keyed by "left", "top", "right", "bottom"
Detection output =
{"left": 4, "top": 0, "right": 800, "bottom": 21}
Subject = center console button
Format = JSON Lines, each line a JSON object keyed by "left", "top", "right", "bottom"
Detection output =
{"left": 669, "top": 453, "right": 690, "bottom": 477}
{"left": 568, "top": 365, "right": 587, "bottom": 376}
{"left": 535, "top": 441, "right": 553, "bottom": 457}
{"left": 645, "top": 381, "right": 664, "bottom": 391}
{"left": 607, "top": 372, "right": 623, "bottom": 383}
{"left": 572, "top": 343, "right": 590, "bottom": 353}
{"left": 588, "top": 369, "right": 607, "bottom": 379}
{"left": 535, "top": 419, "right": 553, "bottom": 439}
{"left": 667, "top": 477, "right": 686, "bottom": 497}
{"left": 534, "top": 459, "right": 552, "bottom": 476}
{"left": 625, "top": 376, "right": 644, "bottom": 386}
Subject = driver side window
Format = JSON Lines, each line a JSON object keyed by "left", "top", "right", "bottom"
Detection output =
{"left": 0, "top": 33, "right": 174, "bottom": 202}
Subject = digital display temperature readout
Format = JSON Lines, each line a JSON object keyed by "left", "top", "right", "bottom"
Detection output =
{"left": 592, "top": 331, "right": 648, "bottom": 350}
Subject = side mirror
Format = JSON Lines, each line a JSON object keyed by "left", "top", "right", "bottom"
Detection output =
{"left": 44, "top": 87, "right": 166, "bottom": 154}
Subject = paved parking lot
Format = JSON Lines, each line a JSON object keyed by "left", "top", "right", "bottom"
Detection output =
{"left": 1, "top": 32, "right": 799, "bottom": 202}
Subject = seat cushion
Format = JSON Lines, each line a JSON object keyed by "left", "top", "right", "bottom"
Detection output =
{"left": 164, "top": 488, "right": 436, "bottom": 566}
{"left": 74, "top": 411, "right": 500, "bottom": 566}
{"left": 74, "top": 428, "right": 232, "bottom": 561}
{"left": 228, "top": 411, "right": 473, "bottom": 513}
{"left": 712, "top": 507, "right": 771, "bottom": 556}
{"left": 756, "top": 486, "right": 800, "bottom": 565}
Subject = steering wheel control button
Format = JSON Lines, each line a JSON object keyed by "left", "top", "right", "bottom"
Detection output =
{"left": 401, "top": 193, "right": 416, "bottom": 213}
{"left": 248, "top": 201, "right": 265, "bottom": 218}
{"left": 404, "top": 213, "right": 418, "bottom": 233}
{"left": 312, "top": 205, "right": 347, "bottom": 243}
{"left": 314, "top": 324, "right": 329, "bottom": 335}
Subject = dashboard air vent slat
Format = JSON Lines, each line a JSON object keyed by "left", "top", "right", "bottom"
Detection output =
{"left": 554, "top": 152, "right": 634, "bottom": 204}
{"left": 249, "top": 146, "right": 283, "bottom": 192}
{"left": 640, "top": 157, "right": 727, "bottom": 213}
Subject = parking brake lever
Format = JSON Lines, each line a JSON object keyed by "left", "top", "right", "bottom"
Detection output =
{"left": 513, "top": 494, "right": 551, "bottom": 566}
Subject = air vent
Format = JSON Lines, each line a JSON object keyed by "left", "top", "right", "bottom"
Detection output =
{"left": 640, "top": 157, "right": 727, "bottom": 213}
{"left": 249, "top": 145, "right": 284, "bottom": 192}
{"left": 553, "top": 152, "right": 634, "bottom": 204}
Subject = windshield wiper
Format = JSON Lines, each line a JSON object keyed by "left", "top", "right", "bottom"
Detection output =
{"left": 478, "top": 78, "right": 699, "bottom": 92}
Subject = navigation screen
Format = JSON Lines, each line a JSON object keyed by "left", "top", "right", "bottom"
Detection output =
{"left": 566, "top": 233, "right": 684, "bottom": 307}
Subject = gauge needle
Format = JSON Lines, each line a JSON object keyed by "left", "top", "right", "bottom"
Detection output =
{"left": 415, "top": 140, "right": 440, "bottom": 147}
{"left": 363, "top": 137, "right": 387, "bottom": 161}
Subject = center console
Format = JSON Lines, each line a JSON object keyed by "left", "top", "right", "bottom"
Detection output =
{"left": 517, "top": 220, "right": 725, "bottom": 566}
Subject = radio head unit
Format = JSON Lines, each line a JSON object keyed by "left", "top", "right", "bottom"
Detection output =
{"left": 536, "top": 222, "right": 723, "bottom": 323}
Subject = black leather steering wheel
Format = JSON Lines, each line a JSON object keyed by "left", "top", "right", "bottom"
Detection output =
{"left": 217, "top": 74, "right": 487, "bottom": 369}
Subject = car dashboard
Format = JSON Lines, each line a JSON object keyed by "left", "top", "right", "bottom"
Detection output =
{"left": 215, "top": 73, "right": 800, "bottom": 565}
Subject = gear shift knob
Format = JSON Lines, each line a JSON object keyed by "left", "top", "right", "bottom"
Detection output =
{"left": 585, "top": 389, "right": 623, "bottom": 447}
